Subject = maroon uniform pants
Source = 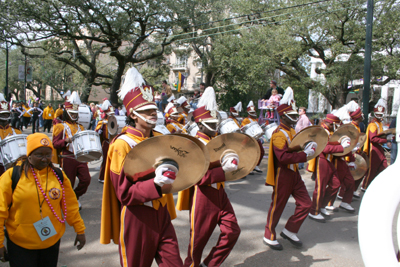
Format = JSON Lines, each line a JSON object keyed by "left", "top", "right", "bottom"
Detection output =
{"left": 119, "top": 204, "right": 182, "bottom": 267}
{"left": 362, "top": 145, "right": 387, "bottom": 189}
{"left": 184, "top": 185, "right": 240, "bottom": 267}
{"left": 310, "top": 157, "right": 341, "bottom": 215}
{"left": 61, "top": 151, "right": 91, "bottom": 199}
{"left": 0, "top": 165, "right": 4, "bottom": 177}
{"left": 257, "top": 139, "right": 265, "bottom": 166}
{"left": 331, "top": 159, "right": 355, "bottom": 204}
{"left": 98, "top": 141, "right": 109, "bottom": 182}
{"left": 264, "top": 168, "right": 311, "bottom": 241}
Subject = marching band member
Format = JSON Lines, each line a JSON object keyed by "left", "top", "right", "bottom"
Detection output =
{"left": 176, "top": 96, "right": 192, "bottom": 125}
{"left": 229, "top": 101, "right": 242, "bottom": 127}
{"left": 26, "top": 102, "right": 43, "bottom": 133}
{"left": 308, "top": 114, "right": 350, "bottom": 222}
{"left": 362, "top": 99, "right": 388, "bottom": 190}
{"left": 325, "top": 106, "right": 356, "bottom": 213}
{"left": 348, "top": 107, "right": 364, "bottom": 197}
{"left": 53, "top": 104, "right": 64, "bottom": 125}
{"left": 0, "top": 94, "right": 22, "bottom": 176}
{"left": 100, "top": 67, "right": 181, "bottom": 267}
{"left": 95, "top": 100, "right": 115, "bottom": 183}
{"left": 177, "top": 86, "right": 240, "bottom": 267}
{"left": 263, "top": 88, "right": 313, "bottom": 250}
{"left": 52, "top": 92, "right": 91, "bottom": 210}
{"left": 10, "top": 102, "right": 22, "bottom": 129}
{"left": 165, "top": 102, "right": 187, "bottom": 134}
{"left": 240, "top": 100, "right": 258, "bottom": 127}
{"left": 241, "top": 100, "right": 264, "bottom": 173}
{"left": 20, "top": 101, "right": 32, "bottom": 130}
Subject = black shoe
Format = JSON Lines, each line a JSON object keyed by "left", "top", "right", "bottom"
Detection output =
{"left": 280, "top": 232, "right": 303, "bottom": 247}
{"left": 263, "top": 239, "right": 283, "bottom": 251}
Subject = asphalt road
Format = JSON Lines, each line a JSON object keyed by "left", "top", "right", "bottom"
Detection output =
{"left": 0, "top": 131, "right": 366, "bottom": 267}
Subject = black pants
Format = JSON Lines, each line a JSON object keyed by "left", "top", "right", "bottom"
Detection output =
{"left": 11, "top": 117, "right": 19, "bottom": 129}
{"left": 22, "top": 117, "right": 30, "bottom": 129}
{"left": 44, "top": 119, "right": 52, "bottom": 133}
{"left": 32, "top": 117, "right": 39, "bottom": 133}
{"left": 7, "top": 238, "right": 60, "bottom": 267}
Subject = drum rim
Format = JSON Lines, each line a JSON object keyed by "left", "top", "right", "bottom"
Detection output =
{"left": 242, "top": 121, "right": 259, "bottom": 130}
{"left": 71, "top": 130, "right": 99, "bottom": 139}
{"left": 219, "top": 118, "right": 236, "bottom": 127}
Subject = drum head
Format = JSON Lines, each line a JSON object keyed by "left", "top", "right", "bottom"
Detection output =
{"left": 76, "top": 151, "right": 103, "bottom": 163}
{"left": 108, "top": 115, "right": 119, "bottom": 135}
{"left": 124, "top": 135, "right": 208, "bottom": 193}
{"left": 207, "top": 133, "right": 260, "bottom": 181}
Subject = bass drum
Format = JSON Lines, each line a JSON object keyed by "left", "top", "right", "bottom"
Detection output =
{"left": 78, "top": 105, "right": 91, "bottom": 130}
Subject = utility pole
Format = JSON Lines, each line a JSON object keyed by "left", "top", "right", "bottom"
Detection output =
{"left": 23, "top": 54, "right": 27, "bottom": 102}
{"left": 5, "top": 42, "right": 9, "bottom": 101}
{"left": 362, "top": 0, "right": 374, "bottom": 125}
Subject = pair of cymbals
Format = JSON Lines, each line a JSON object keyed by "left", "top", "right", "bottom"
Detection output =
{"left": 330, "top": 124, "right": 359, "bottom": 156}
{"left": 378, "top": 128, "right": 395, "bottom": 136}
{"left": 124, "top": 134, "right": 209, "bottom": 193}
{"left": 288, "top": 126, "right": 329, "bottom": 161}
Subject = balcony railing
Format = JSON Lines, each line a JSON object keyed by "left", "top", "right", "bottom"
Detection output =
{"left": 172, "top": 62, "right": 188, "bottom": 70}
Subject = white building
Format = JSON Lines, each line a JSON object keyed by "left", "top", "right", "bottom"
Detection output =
{"left": 307, "top": 57, "right": 400, "bottom": 116}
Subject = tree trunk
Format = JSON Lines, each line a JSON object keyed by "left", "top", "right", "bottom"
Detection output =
{"left": 332, "top": 85, "right": 349, "bottom": 109}
{"left": 80, "top": 78, "right": 92, "bottom": 103}
{"left": 109, "top": 59, "right": 126, "bottom": 105}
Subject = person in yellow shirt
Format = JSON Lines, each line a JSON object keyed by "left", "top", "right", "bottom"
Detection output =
{"left": 20, "top": 101, "right": 32, "bottom": 130}
{"left": 164, "top": 102, "right": 187, "bottom": 134}
{"left": 53, "top": 104, "right": 64, "bottom": 126}
{"left": 229, "top": 101, "right": 242, "bottom": 127}
{"left": 0, "top": 133, "right": 85, "bottom": 266}
{"left": 100, "top": 67, "right": 182, "bottom": 267}
{"left": 0, "top": 93, "right": 22, "bottom": 176}
{"left": 43, "top": 103, "right": 55, "bottom": 133}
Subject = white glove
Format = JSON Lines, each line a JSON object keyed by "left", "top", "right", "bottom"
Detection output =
{"left": 98, "top": 129, "right": 103, "bottom": 134}
{"left": 154, "top": 166, "right": 177, "bottom": 187}
{"left": 221, "top": 153, "right": 239, "bottom": 173}
{"left": 303, "top": 142, "right": 317, "bottom": 157}
{"left": 348, "top": 162, "right": 357, "bottom": 170}
{"left": 341, "top": 137, "right": 351, "bottom": 149}
{"left": 352, "top": 145, "right": 360, "bottom": 153}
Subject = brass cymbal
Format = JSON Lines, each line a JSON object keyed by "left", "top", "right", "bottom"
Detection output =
{"left": 206, "top": 133, "right": 260, "bottom": 181}
{"left": 378, "top": 128, "right": 395, "bottom": 136}
{"left": 124, "top": 135, "right": 209, "bottom": 193}
{"left": 288, "top": 126, "right": 329, "bottom": 161}
{"left": 350, "top": 153, "right": 369, "bottom": 180}
{"left": 108, "top": 115, "right": 118, "bottom": 136}
{"left": 173, "top": 133, "right": 211, "bottom": 166}
{"left": 330, "top": 124, "right": 359, "bottom": 156}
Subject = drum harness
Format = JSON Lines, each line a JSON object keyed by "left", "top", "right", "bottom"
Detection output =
{"left": 62, "top": 122, "right": 81, "bottom": 154}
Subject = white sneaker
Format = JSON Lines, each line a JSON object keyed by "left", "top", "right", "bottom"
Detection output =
{"left": 325, "top": 205, "right": 338, "bottom": 212}
{"left": 200, "top": 263, "right": 207, "bottom": 267}
{"left": 361, "top": 187, "right": 366, "bottom": 192}
{"left": 353, "top": 191, "right": 360, "bottom": 198}
{"left": 263, "top": 237, "right": 283, "bottom": 250}
{"left": 340, "top": 202, "right": 355, "bottom": 213}
{"left": 281, "top": 228, "right": 299, "bottom": 241}
{"left": 254, "top": 166, "right": 262, "bottom": 173}
{"left": 78, "top": 201, "right": 82, "bottom": 211}
{"left": 308, "top": 213, "right": 326, "bottom": 223}
{"left": 320, "top": 208, "right": 332, "bottom": 216}
{"left": 337, "top": 195, "right": 343, "bottom": 200}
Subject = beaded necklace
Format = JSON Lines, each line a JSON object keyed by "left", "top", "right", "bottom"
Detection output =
{"left": 31, "top": 167, "right": 67, "bottom": 223}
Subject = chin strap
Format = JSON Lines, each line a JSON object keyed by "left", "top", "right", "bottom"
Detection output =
{"left": 201, "top": 121, "right": 218, "bottom": 132}
{"left": 67, "top": 110, "right": 78, "bottom": 121}
{"left": 132, "top": 110, "right": 157, "bottom": 125}
{"left": 284, "top": 113, "right": 299, "bottom": 123}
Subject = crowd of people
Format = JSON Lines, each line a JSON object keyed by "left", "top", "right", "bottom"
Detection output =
{"left": 0, "top": 70, "right": 393, "bottom": 266}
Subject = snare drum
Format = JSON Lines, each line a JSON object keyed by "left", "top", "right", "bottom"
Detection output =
{"left": 154, "top": 125, "right": 171, "bottom": 135}
{"left": 188, "top": 123, "right": 199, "bottom": 137}
{"left": 71, "top": 131, "right": 102, "bottom": 162}
{"left": 264, "top": 123, "right": 278, "bottom": 140}
{"left": 0, "top": 134, "right": 28, "bottom": 168}
{"left": 108, "top": 115, "right": 126, "bottom": 135}
{"left": 218, "top": 111, "right": 228, "bottom": 121}
{"left": 242, "top": 121, "right": 264, "bottom": 139}
{"left": 219, "top": 118, "right": 240, "bottom": 134}
{"left": 78, "top": 105, "right": 91, "bottom": 130}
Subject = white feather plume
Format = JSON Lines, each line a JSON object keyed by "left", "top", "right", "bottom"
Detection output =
{"left": 67, "top": 91, "right": 81, "bottom": 105}
{"left": 164, "top": 102, "right": 175, "bottom": 114}
{"left": 177, "top": 96, "right": 187, "bottom": 106}
{"left": 280, "top": 87, "right": 294, "bottom": 105}
{"left": 375, "top": 98, "right": 387, "bottom": 109}
{"left": 63, "top": 90, "right": 71, "bottom": 99}
{"left": 247, "top": 100, "right": 254, "bottom": 108}
{"left": 234, "top": 101, "right": 242, "bottom": 112}
{"left": 101, "top": 100, "right": 112, "bottom": 111}
{"left": 167, "top": 94, "right": 175, "bottom": 103}
{"left": 118, "top": 67, "right": 146, "bottom": 100}
{"left": 0, "top": 93, "right": 5, "bottom": 102}
{"left": 197, "top": 86, "right": 218, "bottom": 111}
{"left": 332, "top": 105, "right": 350, "bottom": 121}
{"left": 346, "top": 100, "right": 359, "bottom": 112}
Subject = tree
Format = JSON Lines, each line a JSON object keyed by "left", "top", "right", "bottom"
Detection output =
{"left": 0, "top": 0, "right": 179, "bottom": 103}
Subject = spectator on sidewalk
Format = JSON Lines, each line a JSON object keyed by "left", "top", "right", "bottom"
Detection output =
{"left": 42, "top": 103, "right": 55, "bottom": 133}
{"left": 295, "top": 107, "right": 311, "bottom": 169}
